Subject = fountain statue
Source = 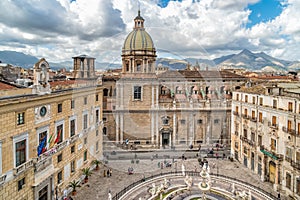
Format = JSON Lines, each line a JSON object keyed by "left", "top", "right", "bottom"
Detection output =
{"left": 198, "top": 163, "right": 211, "bottom": 199}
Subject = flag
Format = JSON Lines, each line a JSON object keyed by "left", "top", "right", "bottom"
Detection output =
{"left": 54, "top": 129, "right": 61, "bottom": 144}
{"left": 48, "top": 132, "right": 55, "bottom": 148}
{"left": 37, "top": 136, "right": 47, "bottom": 156}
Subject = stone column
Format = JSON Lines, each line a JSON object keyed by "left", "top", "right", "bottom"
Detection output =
{"left": 151, "top": 85, "right": 155, "bottom": 108}
{"left": 151, "top": 112, "right": 155, "bottom": 144}
{"left": 156, "top": 112, "right": 159, "bottom": 147}
{"left": 120, "top": 113, "right": 123, "bottom": 144}
{"left": 115, "top": 113, "right": 119, "bottom": 144}
{"left": 173, "top": 113, "right": 176, "bottom": 146}
{"left": 156, "top": 85, "right": 159, "bottom": 108}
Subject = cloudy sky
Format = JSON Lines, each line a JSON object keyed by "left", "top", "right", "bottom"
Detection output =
{"left": 0, "top": 0, "right": 299, "bottom": 64}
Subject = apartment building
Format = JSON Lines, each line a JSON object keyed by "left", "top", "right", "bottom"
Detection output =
{"left": 231, "top": 82, "right": 300, "bottom": 199}
{"left": 0, "top": 57, "right": 103, "bottom": 200}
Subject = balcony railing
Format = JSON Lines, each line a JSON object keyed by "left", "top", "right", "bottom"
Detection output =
{"left": 250, "top": 117, "right": 257, "bottom": 122}
{"left": 268, "top": 122, "right": 279, "bottom": 130}
{"left": 0, "top": 174, "right": 6, "bottom": 185}
{"left": 70, "top": 134, "right": 80, "bottom": 144}
{"left": 282, "top": 127, "right": 297, "bottom": 136}
{"left": 13, "top": 159, "right": 34, "bottom": 176}
{"left": 233, "top": 111, "right": 239, "bottom": 116}
{"left": 242, "top": 114, "right": 250, "bottom": 119}
{"left": 56, "top": 140, "right": 68, "bottom": 152}
{"left": 291, "top": 160, "right": 300, "bottom": 170}
{"left": 285, "top": 156, "right": 292, "bottom": 163}
{"left": 240, "top": 135, "right": 255, "bottom": 146}
{"left": 34, "top": 156, "right": 52, "bottom": 173}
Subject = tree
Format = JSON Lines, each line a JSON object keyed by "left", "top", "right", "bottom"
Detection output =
{"left": 68, "top": 180, "right": 81, "bottom": 196}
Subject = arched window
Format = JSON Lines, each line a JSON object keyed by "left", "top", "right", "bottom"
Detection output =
{"left": 136, "top": 62, "right": 141, "bottom": 71}
{"left": 103, "top": 127, "right": 107, "bottom": 135}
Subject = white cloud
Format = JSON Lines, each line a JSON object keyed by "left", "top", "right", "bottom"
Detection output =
{"left": 0, "top": 0, "right": 299, "bottom": 64}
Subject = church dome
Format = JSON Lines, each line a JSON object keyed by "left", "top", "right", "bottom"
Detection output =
{"left": 123, "top": 29, "right": 154, "bottom": 51}
{"left": 122, "top": 10, "right": 155, "bottom": 53}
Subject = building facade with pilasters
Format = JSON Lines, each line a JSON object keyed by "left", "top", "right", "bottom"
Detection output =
{"left": 0, "top": 57, "right": 103, "bottom": 200}
{"left": 103, "top": 11, "right": 247, "bottom": 148}
{"left": 231, "top": 83, "right": 300, "bottom": 198}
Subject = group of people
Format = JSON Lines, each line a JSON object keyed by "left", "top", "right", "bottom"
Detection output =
{"left": 103, "top": 168, "right": 112, "bottom": 177}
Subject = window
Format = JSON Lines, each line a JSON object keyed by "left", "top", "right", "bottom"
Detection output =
{"left": 235, "top": 123, "right": 239, "bottom": 135}
{"left": 288, "top": 102, "right": 293, "bottom": 112}
{"left": 252, "top": 96, "right": 255, "bottom": 104}
{"left": 71, "top": 100, "right": 75, "bottom": 109}
{"left": 56, "top": 124, "right": 63, "bottom": 144}
{"left": 84, "top": 97, "right": 87, "bottom": 105}
{"left": 272, "top": 116, "right": 277, "bottom": 127}
{"left": 271, "top": 138, "right": 276, "bottom": 151}
{"left": 285, "top": 147, "right": 292, "bottom": 162}
{"left": 96, "top": 110, "right": 99, "bottom": 123}
{"left": 244, "top": 108, "right": 248, "bottom": 116}
{"left": 235, "top": 106, "right": 239, "bottom": 114}
{"left": 84, "top": 137, "right": 87, "bottom": 144}
{"left": 38, "top": 131, "right": 47, "bottom": 156}
{"left": 57, "top": 153, "right": 62, "bottom": 163}
{"left": 162, "top": 117, "right": 169, "bottom": 125}
{"left": 287, "top": 120, "right": 292, "bottom": 132}
{"left": 298, "top": 123, "right": 300, "bottom": 135}
{"left": 103, "top": 127, "right": 107, "bottom": 135}
{"left": 57, "top": 103, "right": 62, "bottom": 113}
{"left": 18, "top": 177, "right": 25, "bottom": 191}
{"left": 70, "top": 119, "right": 76, "bottom": 137}
{"left": 83, "top": 114, "right": 88, "bottom": 129}
{"left": 243, "top": 129, "right": 247, "bottom": 138}
{"left": 258, "top": 112, "right": 263, "bottom": 123}
{"left": 71, "top": 145, "right": 75, "bottom": 154}
{"left": 236, "top": 94, "right": 239, "bottom": 101}
{"left": 17, "top": 112, "right": 25, "bottom": 125}
{"left": 297, "top": 178, "right": 300, "bottom": 195}
{"left": 272, "top": 99, "right": 277, "bottom": 108}
{"left": 245, "top": 95, "right": 248, "bottom": 103}
{"left": 84, "top": 150, "right": 87, "bottom": 161}
{"left": 214, "top": 119, "right": 219, "bottom": 124}
{"left": 71, "top": 160, "right": 75, "bottom": 173}
{"left": 133, "top": 86, "right": 142, "bottom": 100}
{"left": 96, "top": 141, "right": 99, "bottom": 152}
{"left": 258, "top": 135, "right": 262, "bottom": 146}
{"left": 251, "top": 111, "right": 255, "bottom": 119}
{"left": 286, "top": 172, "right": 291, "bottom": 189}
{"left": 180, "top": 119, "right": 186, "bottom": 125}
{"left": 251, "top": 132, "right": 255, "bottom": 142}
{"left": 259, "top": 97, "right": 263, "bottom": 106}
{"left": 96, "top": 94, "right": 99, "bottom": 101}
{"left": 103, "top": 117, "right": 107, "bottom": 122}
{"left": 96, "top": 129, "right": 99, "bottom": 136}
{"left": 57, "top": 171, "right": 63, "bottom": 184}
{"left": 16, "top": 140, "right": 26, "bottom": 167}
{"left": 243, "top": 147, "right": 248, "bottom": 155}
{"left": 197, "top": 119, "right": 203, "bottom": 124}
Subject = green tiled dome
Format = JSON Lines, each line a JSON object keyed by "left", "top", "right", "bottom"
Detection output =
{"left": 123, "top": 29, "right": 155, "bottom": 51}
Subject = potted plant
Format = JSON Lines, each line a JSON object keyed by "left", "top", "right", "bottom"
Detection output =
{"left": 68, "top": 180, "right": 81, "bottom": 196}
{"left": 82, "top": 167, "right": 92, "bottom": 183}
{"left": 93, "top": 160, "right": 101, "bottom": 170}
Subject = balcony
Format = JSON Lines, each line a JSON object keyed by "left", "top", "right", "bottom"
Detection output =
{"left": 268, "top": 122, "right": 279, "bottom": 130}
{"left": 260, "top": 145, "right": 283, "bottom": 161}
{"left": 0, "top": 174, "right": 6, "bottom": 185}
{"left": 56, "top": 140, "right": 68, "bottom": 152}
{"left": 249, "top": 117, "right": 257, "bottom": 122}
{"left": 291, "top": 160, "right": 300, "bottom": 170}
{"left": 240, "top": 135, "right": 255, "bottom": 146}
{"left": 14, "top": 159, "right": 34, "bottom": 176}
{"left": 69, "top": 134, "right": 80, "bottom": 144}
{"left": 242, "top": 114, "right": 250, "bottom": 119}
{"left": 285, "top": 156, "right": 292, "bottom": 163}
{"left": 282, "top": 127, "right": 296, "bottom": 136}
{"left": 233, "top": 111, "right": 239, "bottom": 116}
{"left": 34, "top": 156, "right": 52, "bottom": 173}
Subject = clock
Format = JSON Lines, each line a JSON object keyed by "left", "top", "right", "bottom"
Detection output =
{"left": 40, "top": 106, "right": 47, "bottom": 117}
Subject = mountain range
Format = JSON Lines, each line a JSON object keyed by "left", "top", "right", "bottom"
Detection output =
{"left": 0, "top": 50, "right": 299, "bottom": 72}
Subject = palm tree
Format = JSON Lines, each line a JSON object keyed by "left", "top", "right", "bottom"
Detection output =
{"left": 93, "top": 160, "right": 101, "bottom": 170}
{"left": 82, "top": 167, "right": 92, "bottom": 183}
{"left": 68, "top": 180, "right": 81, "bottom": 196}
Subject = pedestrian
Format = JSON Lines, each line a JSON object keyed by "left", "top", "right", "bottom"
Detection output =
{"left": 103, "top": 169, "right": 106, "bottom": 177}
{"left": 107, "top": 169, "right": 110, "bottom": 177}
{"left": 109, "top": 168, "right": 112, "bottom": 177}
{"left": 223, "top": 153, "right": 225, "bottom": 159}
{"left": 277, "top": 193, "right": 281, "bottom": 200}
{"left": 69, "top": 196, "right": 74, "bottom": 200}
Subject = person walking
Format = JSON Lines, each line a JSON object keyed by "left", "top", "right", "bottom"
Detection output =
{"left": 109, "top": 169, "right": 112, "bottom": 177}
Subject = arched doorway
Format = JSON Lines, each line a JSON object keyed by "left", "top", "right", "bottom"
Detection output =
{"left": 269, "top": 161, "right": 276, "bottom": 183}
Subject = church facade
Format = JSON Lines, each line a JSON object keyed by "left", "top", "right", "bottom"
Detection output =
{"left": 103, "top": 11, "right": 247, "bottom": 148}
